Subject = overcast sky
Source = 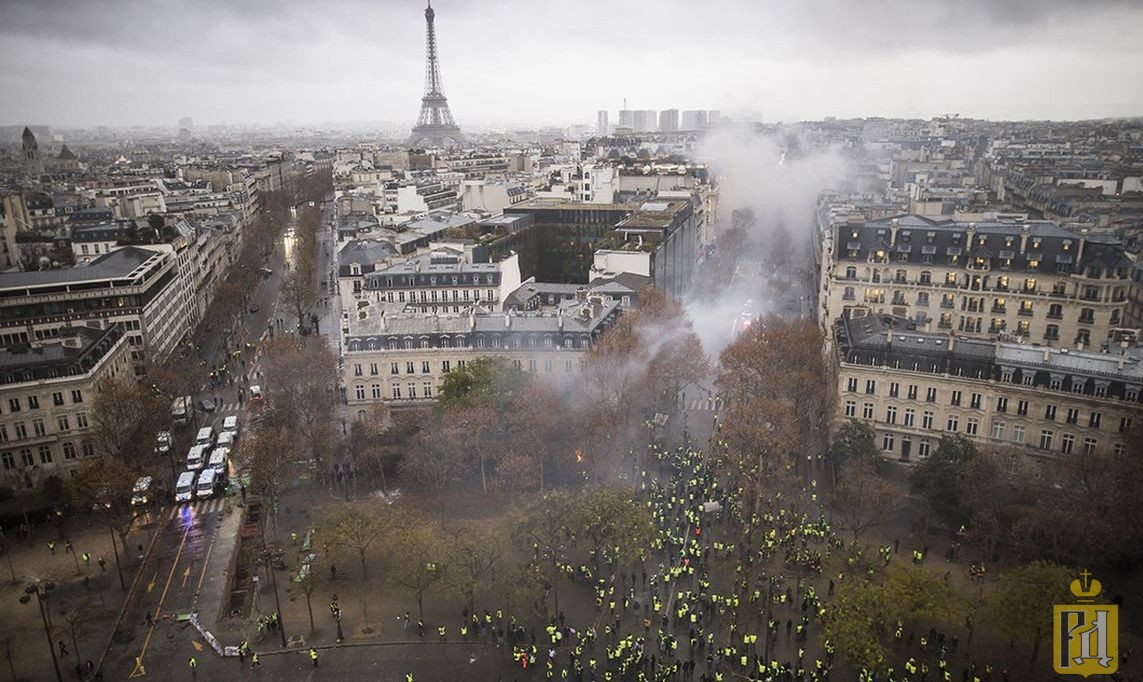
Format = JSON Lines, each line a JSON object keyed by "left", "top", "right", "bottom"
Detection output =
{"left": 2, "top": 0, "right": 1142, "bottom": 129}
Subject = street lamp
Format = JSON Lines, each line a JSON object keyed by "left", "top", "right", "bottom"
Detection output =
{"left": 257, "top": 508, "right": 288, "bottom": 649}
{"left": 19, "top": 581, "right": 63, "bottom": 682}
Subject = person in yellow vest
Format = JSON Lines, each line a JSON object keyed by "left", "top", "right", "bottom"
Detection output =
{"left": 309, "top": 647, "right": 319, "bottom": 667}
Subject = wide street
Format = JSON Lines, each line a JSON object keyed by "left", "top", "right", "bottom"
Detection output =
{"left": 97, "top": 209, "right": 304, "bottom": 681}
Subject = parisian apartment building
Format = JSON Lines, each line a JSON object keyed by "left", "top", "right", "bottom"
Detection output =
{"left": 818, "top": 214, "right": 1132, "bottom": 350}
{"left": 0, "top": 325, "right": 131, "bottom": 487}
{"left": 834, "top": 311, "right": 1140, "bottom": 463}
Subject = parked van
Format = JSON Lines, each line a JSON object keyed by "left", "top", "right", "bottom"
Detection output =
{"left": 222, "top": 415, "right": 239, "bottom": 437}
{"left": 195, "top": 468, "right": 217, "bottom": 499}
{"left": 172, "top": 396, "right": 191, "bottom": 426}
{"left": 195, "top": 426, "right": 215, "bottom": 447}
{"left": 216, "top": 431, "right": 235, "bottom": 449}
{"left": 186, "top": 444, "right": 208, "bottom": 470}
{"left": 175, "top": 471, "right": 196, "bottom": 503}
{"left": 208, "top": 447, "right": 230, "bottom": 477}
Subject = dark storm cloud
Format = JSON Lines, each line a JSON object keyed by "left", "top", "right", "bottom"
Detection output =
{"left": 0, "top": 0, "right": 1141, "bottom": 127}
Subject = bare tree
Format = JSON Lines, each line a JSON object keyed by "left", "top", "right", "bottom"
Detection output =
{"left": 90, "top": 377, "right": 166, "bottom": 465}
{"left": 383, "top": 514, "right": 447, "bottom": 624}
{"left": 296, "top": 570, "right": 320, "bottom": 633}
{"left": 66, "top": 459, "right": 146, "bottom": 589}
{"left": 445, "top": 526, "right": 502, "bottom": 616}
{"left": 831, "top": 460, "right": 904, "bottom": 548}
{"left": 322, "top": 503, "right": 388, "bottom": 580}
{"left": 244, "top": 420, "right": 299, "bottom": 540}
{"left": 260, "top": 337, "right": 339, "bottom": 464}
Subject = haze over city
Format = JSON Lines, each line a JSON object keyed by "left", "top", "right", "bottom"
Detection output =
{"left": 0, "top": 1, "right": 1141, "bottom": 681}
{"left": 3, "top": 0, "right": 1143, "bottom": 128}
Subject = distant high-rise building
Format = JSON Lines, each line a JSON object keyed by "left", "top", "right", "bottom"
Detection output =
{"left": 708, "top": 110, "right": 722, "bottom": 125}
{"left": 632, "top": 110, "right": 655, "bottom": 133}
{"left": 597, "top": 110, "right": 609, "bottom": 136}
{"left": 22, "top": 127, "right": 43, "bottom": 177}
{"left": 681, "top": 110, "right": 708, "bottom": 131}
{"left": 178, "top": 117, "right": 194, "bottom": 133}
{"left": 618, "top": 109, "right": 634, "bottom": 130}
{"left": 658, "top": 109, "right": 678, "bottom": 133}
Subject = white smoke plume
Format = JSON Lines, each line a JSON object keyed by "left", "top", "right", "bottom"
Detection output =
{"left": 687, "top": 125, "right": 851, "bottom": 357}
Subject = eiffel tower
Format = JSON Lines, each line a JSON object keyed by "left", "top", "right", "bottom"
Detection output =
{"left": 408, "top": 1, "right": 463, "bottom": 147}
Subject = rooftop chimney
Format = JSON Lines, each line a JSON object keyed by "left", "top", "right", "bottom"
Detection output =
{"left": 504, "top": 311, "right": 511, "bottom": 328}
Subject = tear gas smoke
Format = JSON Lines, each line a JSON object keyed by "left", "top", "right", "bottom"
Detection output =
{"left": 687, "top": 125, "right": 850, "bottom": 357}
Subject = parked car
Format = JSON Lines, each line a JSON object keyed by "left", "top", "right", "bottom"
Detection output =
{"left": 200, "top": 398, "right": 217, "bottom": 413}
{"left": 130, "top": 476, "right": 154, "bottom": 507}
{"left": 155, "top": 431, "right": 172, "bottom": 455}
{"left": 249, "top": 385, "right": 264, "bottom": 402}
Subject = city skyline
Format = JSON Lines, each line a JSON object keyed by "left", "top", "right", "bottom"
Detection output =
{"left": 1, "top": 0, "right": 1142, "bottom": 129}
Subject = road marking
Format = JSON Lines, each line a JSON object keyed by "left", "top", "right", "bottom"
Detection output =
{"left": 146, "top": 572, "right": 157, "bottom": 594}
{"left": 182, "top": 565, "right": 192, "bottom": 588}
{"left": 130, "top": 521, "right": 193, "bottom": 677}
{"left": 191, "top": 639, "right": 203, "bottom": 652}
{"left": 195, "top": 533, "right": 216, "bottom": 598}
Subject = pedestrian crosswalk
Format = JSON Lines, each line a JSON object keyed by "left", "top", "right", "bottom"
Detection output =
{"left": 685, "top": 398, "right": 724, "bottom": 413}
{"left": 168, "top": 496, "right": 230, "bottom": 519}
{"left": 188, "top": 398, "right": 245, "bottom": 415}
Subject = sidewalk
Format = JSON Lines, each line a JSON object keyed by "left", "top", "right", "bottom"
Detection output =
{"left": 0, "top": 512, "right": 157, "bottom": 680}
